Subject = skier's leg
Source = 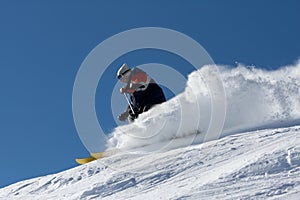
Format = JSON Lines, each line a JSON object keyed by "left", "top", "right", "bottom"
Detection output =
{"left": 143, "top": 104, "right": 153, "bottom": 112}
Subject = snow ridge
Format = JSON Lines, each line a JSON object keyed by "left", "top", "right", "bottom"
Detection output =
{"left": 1, "top": 126, "right": 300, "bottom": 199}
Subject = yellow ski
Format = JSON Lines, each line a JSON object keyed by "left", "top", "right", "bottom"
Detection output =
{"left": 75, "top": 150, "right": 118, "bottom": 165}
{"left": 75, "top": 156, "right": 97, "bottom": 165}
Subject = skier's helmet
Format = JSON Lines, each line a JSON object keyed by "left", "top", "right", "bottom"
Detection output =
{"left": 117, "top": 63, "right": 131, "bottom": 80}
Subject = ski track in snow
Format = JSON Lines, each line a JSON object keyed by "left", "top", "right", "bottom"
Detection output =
{"left": 1, "top": 62, "right": 300, "bottom": 199}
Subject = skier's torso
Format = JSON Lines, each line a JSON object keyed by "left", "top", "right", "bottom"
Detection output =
{"left": 125, "top": 67, "right": 166, "bottom": 111}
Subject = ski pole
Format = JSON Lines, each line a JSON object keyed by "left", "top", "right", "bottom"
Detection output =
{"left": 123, "top": 93, "right": 136, "bottom": 115}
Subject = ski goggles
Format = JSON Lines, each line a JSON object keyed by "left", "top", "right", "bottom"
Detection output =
{"left": 117, "top": 69, "right": 130, "bottom": 80}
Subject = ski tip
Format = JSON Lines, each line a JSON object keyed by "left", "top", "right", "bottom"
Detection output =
{"left": 75, "top": 151, "right": 111, "bottom": 165}
{"left": 75, "top": 157, "right": 97, "bottom": 165}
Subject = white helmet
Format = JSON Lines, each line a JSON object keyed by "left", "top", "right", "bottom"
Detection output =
{"left": 117, "top": 63, "right": 131, "bottom": 79}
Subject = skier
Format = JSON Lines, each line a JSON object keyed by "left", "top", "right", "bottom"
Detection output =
{"left": 117, "top": 63, "right": 166, "bottom": 122}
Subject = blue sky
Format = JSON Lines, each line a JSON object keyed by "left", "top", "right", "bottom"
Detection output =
{"left": 0, "top": 0, "right": 299, "bottom": 188}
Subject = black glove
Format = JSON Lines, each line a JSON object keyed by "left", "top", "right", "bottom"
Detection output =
{"left": 118, "top": 112, "right": 129, "bottom": 122}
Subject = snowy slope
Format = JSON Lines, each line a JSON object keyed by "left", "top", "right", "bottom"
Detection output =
{"left": 1, "top": 62, "right": 300, "bottom": 199}
{"left": 1, "top": 126, "right": 300, "bottom": 199}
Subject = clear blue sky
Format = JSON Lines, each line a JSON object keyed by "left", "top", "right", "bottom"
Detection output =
{"left": 0, "top": 0, "right": 299, "bottom": 188}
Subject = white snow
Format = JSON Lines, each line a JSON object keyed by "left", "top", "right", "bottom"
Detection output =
{"left": 1, "top": 62, "right": 300, "bottom": 199}
{"left": 1, "top": 126, "right": 300, "bottom": 199}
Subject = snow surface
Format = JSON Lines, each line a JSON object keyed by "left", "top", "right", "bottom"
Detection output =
{"left": 1, "top": 126, "right": 300, "bottom": 199}
{"left": 1, "top": 62, "right": 300, "bottom": 199}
